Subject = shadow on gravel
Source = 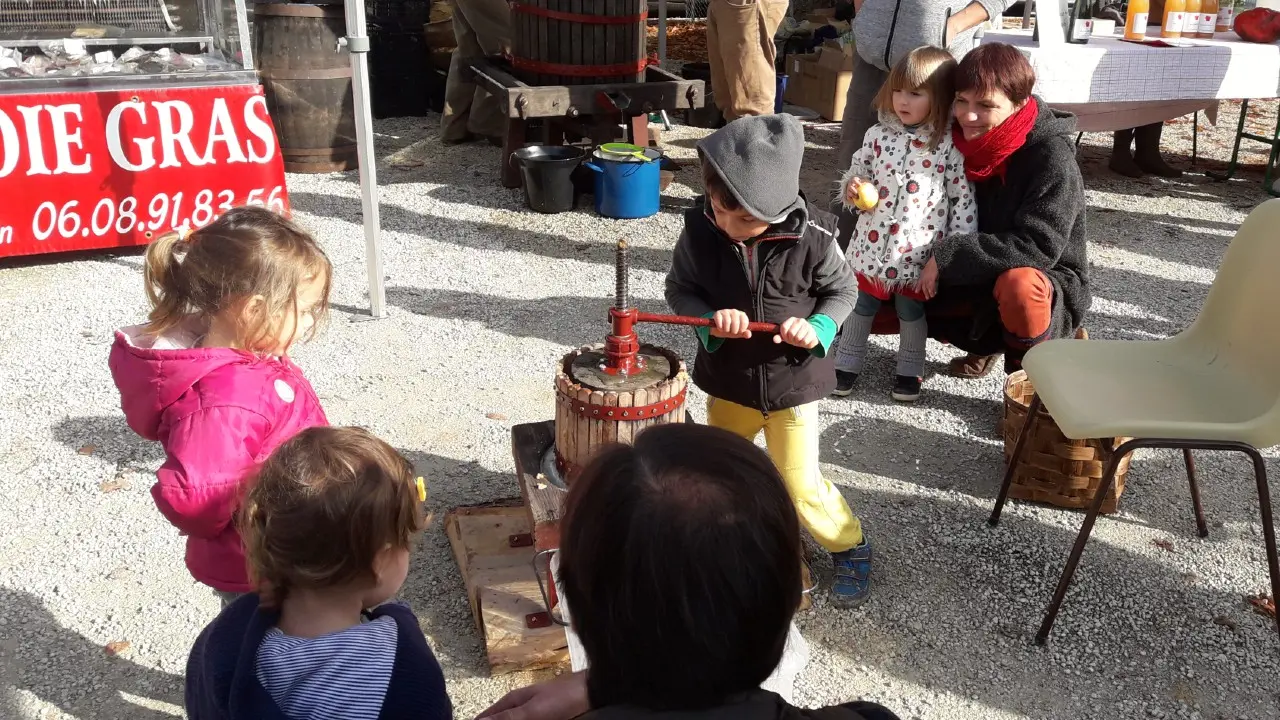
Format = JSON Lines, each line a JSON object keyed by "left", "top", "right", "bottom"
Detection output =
{"left": 387, "top": 287, "right": 669, "bottom": 348}
{"left": 51, "top": 415, "right": 166, "bottom": 468}
{"left": 799, "top": 484, "right": 1280, "bottom": 719}
{"left": 821, "top": 410, "right": 1003, "bottom": 496}
{"left": 289, "top": 191, "right": 676, "bottom": 275}
{"left": 0, "top": 587, "right": 184, "bottom": 719}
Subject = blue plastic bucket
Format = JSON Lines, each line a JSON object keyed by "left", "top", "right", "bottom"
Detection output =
{"left": 584, "top": 148, "right": 662, "bottom": 219}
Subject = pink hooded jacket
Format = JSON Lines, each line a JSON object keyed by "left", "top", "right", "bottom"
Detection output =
{"left": 109, "top": 322, "right": 328, "bottom": 592}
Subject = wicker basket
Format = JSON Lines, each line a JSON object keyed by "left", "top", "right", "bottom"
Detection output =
{"left": 1002, "top": 371, "right": 1132, "bottom": 514}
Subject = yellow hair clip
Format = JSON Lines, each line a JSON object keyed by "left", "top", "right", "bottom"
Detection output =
{"left": 414, "top": 477, "right": 427, "bottom": 503}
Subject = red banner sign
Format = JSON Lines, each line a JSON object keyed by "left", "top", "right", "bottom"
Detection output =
{"left": 0, "top": 84, "right": 289, "bottom": 259}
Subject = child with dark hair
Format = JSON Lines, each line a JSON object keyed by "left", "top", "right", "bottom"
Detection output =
{"left": 666, "top": 114, "right": 873, "bottom": 609}
{"left": 480, "top": 424, "right": 901, "bottom": 720}
{"left": 184, "top": 426, "right": 451, "bottom": 720}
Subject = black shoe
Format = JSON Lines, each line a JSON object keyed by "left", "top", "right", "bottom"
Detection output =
{"left": 891, "top": 375, "right": 921, "bottom": 402}
{"left": 833, "top": 370, "right": 858, "bottom": 397}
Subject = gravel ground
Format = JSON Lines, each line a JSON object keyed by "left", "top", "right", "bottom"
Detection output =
{"left": 3, "top": 109, "right": 1280, "bottom": 720}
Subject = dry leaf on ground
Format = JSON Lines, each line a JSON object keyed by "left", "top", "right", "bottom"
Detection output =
{"left": 485, "top": 412, "right": 509, "bottom": 421}
{"left": 77, "top": 444, "right": 97, "bottom": 455}
{"left": 99, "top": 478, "right": 130, "bottom": 493}
{"left": 1247, "top": 593, "right": 1276, "bottom": 618}
{"left": 1152, "top": 538, "right": 1175, "bottom": 552}
{"left": 104, "top": 640, "right": 131, "bottom": 656}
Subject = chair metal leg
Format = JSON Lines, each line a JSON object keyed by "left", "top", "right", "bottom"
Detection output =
{"left": 1191, "top": 111, "right": 1199, "bottom": 168}
{"left": 1184, "top": 448, "right": 1209, "bottom": 538}
{"left": 1244, "top": 446, "right": 1280, "bottom": 642}
{"left": 1035, "top": 438, "right": 1139, "bottom": 645}
{"left": 990, "top": 394, "right": 1042, "bottom": 527}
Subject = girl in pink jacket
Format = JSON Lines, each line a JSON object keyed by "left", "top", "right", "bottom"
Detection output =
{"left": 109, "top": 207, "right": 332, "bottom": 605}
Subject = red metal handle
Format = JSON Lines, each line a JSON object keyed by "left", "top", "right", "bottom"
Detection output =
{"left": 634, "top": 311, "right": 780, "bottom": 334}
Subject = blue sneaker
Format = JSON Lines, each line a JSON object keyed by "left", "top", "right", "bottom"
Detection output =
{"left": 830, "top": 539, "right": 872, "bottom": 609}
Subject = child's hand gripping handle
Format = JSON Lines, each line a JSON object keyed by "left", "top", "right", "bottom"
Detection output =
{"left": 634, "top": 311, "right": 779, "bottom": 334}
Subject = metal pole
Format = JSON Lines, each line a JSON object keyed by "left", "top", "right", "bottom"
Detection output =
{"left": 343, "top": 0, "right": 388, "bottom": 318}
{"left": 658, "top": 0, "right": 667, "bottom": 66}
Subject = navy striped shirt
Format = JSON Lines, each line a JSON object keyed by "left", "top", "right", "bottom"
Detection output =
{"left": 185, "top": 594, "right": 452, "bottom": 720}
{"left": 256, "top": 614, "right": 399, "bottom": 719}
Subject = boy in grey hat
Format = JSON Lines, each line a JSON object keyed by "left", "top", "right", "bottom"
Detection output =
{"left": 665, "top": 115, "right": 873, "bottom": 609}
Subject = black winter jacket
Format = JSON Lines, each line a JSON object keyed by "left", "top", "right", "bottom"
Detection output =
{"left": 665, "top": 198, "right": 857, "bottom": 412}
{"left": 930, "top": 98, "right": 1091, "bottom": 332}
{"left": 584, "top": 690, "right": 900, "bottom": 720}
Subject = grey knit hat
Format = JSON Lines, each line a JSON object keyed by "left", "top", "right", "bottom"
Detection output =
{"left": 696, "top": 114, "right": 805, "bottom": 223}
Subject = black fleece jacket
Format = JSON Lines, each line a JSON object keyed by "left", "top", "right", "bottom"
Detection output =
{"left": 584, "top": 690, "right": 900, "bottom": 720}
{"left": 930, "top": 98, "right": 1090, "bottom": 331}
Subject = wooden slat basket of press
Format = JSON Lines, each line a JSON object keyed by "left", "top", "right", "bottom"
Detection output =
{"left": 509, "top": 0, "right": 649, "bottom": 86}
{"left": 1002, "top": 370, "right": 1132, "bottom": 514}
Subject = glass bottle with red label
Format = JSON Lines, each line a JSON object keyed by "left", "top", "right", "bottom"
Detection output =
{"left": 1198, "top": 0, "right": 1220, "bottom": 37}
{"left": 1126, "top": 0, "right": 1152, "bottom": 39}
{"left": 1162, "top": 0, "right": 1189, "bottom": 38}
{"left": 1216, "top": 0, "right": 1236, "bottom": 32}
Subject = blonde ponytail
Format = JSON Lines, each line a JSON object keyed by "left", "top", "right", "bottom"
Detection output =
{"left": 136, "top": 206, "right": 331, "bottom": 350}
{"left": 142, "top": 231, "right": 192, "bottom": 338}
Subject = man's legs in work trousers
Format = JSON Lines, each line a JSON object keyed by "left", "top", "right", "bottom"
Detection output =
{"left": 706, "top": 396, "right": 864, "bottom": 553}
{"left": 706, "top": 0, "right": 790, "bottom": 121}
{"left": 835, "top": 52, "right": 889, "bottom": 172}
{"left": 441, "top": 0, "right": 511, "bottom": 142}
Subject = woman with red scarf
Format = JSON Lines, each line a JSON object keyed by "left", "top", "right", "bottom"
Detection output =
{"left": 916, "top": 42, "right": 1090, "bottom": 377}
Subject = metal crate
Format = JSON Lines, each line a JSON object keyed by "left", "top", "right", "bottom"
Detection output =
{"left": 0, "top": 0, "right": 185, "bottom": 34}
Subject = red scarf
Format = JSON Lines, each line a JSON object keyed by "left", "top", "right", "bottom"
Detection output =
{"left": 951, "top": 97, "right": 1039, "bottom": 183}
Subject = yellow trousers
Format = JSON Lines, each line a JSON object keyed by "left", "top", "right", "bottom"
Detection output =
{"left": 706, "top": 396, "right": 863, "bottom": 552}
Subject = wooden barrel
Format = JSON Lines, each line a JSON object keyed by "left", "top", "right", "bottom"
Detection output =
{"left": 254, "top": 3, "right": 357, "bottom": 173}
{"left": 554, "top": 344, "right": 688, "bottom": 480}
{"left": 510, "top": 0, "right": 648, "bottom": 86}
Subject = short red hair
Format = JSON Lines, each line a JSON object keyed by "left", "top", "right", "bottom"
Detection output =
{"left": 955, "top": 43, "right": 1036, "bottom": 104}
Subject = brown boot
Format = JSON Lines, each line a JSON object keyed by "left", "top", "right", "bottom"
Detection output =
{"left": 947, "top": 353, "right": 1001, "bottom": 379}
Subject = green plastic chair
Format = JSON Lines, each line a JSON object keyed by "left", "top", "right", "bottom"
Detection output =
{"left": 990, "top": 199, "right": 1280, "bottom": 645}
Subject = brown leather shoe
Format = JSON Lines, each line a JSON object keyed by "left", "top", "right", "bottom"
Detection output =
{"left": 947, "top": 353, "right": 1001, "bottom": 379}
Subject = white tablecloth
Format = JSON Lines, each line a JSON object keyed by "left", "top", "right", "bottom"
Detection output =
{"left": 987, "top": 29, "right": 1280, "bottom": 102}
{"left": 982, "top": 29, "right": 1280, "bottom": 132}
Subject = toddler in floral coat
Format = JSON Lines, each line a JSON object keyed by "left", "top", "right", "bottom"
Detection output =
{"left": 834, "top": 45, "right": 977, "bottom": 402}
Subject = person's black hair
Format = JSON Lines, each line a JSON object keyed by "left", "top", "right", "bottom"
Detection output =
{"left": 558, "top": 423, "right": 803, "bottom": 710}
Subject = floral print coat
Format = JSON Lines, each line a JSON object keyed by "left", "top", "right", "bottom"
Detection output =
{"left": 840, "top": 112, "right": 977, "bottom": 296}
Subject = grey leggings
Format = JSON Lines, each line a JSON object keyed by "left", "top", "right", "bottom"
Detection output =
{"left": 835, "top": 292, "right": 928, "bottom": 378}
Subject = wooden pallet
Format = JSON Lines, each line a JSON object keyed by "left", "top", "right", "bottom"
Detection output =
{"left": 444, "top": 502, "right": 570, "bottom": 675}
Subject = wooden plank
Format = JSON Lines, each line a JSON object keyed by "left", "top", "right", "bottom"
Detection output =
{"left": 572, "top": 0, "right": 581, "bottom": 82}
{"left": 593, "top": 0, "right": 604, "bottom": 87}
{"left": 589, "top": 389, "right": 605, "bottom": 455}
{"left": 574, "top": 386, "right": 592, "bottom": 470}
{"left": 538, "top": 0, "right": 549, "bottom": 86}
{"left": 512, "top": 421, "right": 565, "bottom": 531}
{"left": 615, "top": 390, "right": 634, "bottom": 445}
{"left": 601, "top": 391, "right": 618, "bottom": 445}
{"left": 444, "top": 501, "right": 570, "bottom": 675}
{"left": 549, "top": 0, "right": 561, "bottom": 86}
{"left": 479, "top": 581, "right": 570, "bottom": 674}
{"left": 444, "top": 502, "right": 535, "bottom": 629}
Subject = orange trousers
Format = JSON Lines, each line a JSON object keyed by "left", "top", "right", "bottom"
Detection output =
{"left": 993, "top": 267, "right": 1054, "bottom": 345}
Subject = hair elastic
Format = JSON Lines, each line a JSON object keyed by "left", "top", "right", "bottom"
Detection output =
{"left": 414, "top": 477, "right": 427, "bottom": 503}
